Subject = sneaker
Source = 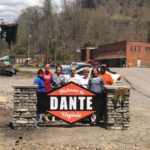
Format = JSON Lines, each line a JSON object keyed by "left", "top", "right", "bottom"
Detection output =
{"left": 38, "top": 121, "right": 43, "bottom": 124}
{"left": 37, "top": 120, "right": 44, "bottom": 125}
{"left": 44, "top": 116, "right": 50, "bottom": 122}
{"left": 51, "top": 116, "right": 55, "bottom": 121}
{"left": 90, "top": 122, "right": 96, "bottom": 126}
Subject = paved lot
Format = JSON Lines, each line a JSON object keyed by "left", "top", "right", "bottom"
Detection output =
{"left": 0, "top": 68, "right": 150, "bottom": 150}
{"left": 113, "top": 67, "right": 150, "bottom": 98}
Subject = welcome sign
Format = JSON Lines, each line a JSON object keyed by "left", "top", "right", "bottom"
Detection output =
{"left": 47, "top": 82, "right": 97, "bottom": 124}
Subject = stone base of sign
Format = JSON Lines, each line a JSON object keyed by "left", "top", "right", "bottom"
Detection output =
{"left": 105, "top": 85, "right": 130, "bottom": 130}
{"left": 12, "top": 85, "right": 38, "bottom": 129}
{"left": 12, "top": 85, "right": 130, "bottom": 130}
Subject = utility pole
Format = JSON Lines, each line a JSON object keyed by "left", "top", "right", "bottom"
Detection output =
{"left": 76, "top": 45, "right": 81, "bottom": 62}
{"left": 47, "top": 40, "right": 50, "bottom": 63}
{"left": 27, "top": 34, "right": 31, "bottom": 62}
{"left": 47, "top": 38, "right": 57, "bottom": 63}
{"left": 53, "top": 39, "right": 57, "bottom": 61}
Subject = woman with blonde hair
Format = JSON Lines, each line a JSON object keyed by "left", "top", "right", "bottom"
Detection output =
{"left": 80, "top": 67, "right": 90, "bottom": 89}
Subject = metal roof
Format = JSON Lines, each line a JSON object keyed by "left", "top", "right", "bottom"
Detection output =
{"left": 81, "top": 47, "right": 97, "bottom": 50}
{"left": 95, "top": 56, "right": 126, "bottom": 60}
{"left": 0, "top": 19, "right": 17, "bottom": 26}
{"left": 0, "top": 55, "right": 9, "bottom": 61}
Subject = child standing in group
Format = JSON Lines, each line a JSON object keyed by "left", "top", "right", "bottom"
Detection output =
{"left": 34, "top": 69, "right": 45, "bottom": 124}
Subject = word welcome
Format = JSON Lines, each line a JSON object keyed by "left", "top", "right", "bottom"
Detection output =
{"left": 59, "top": 88, "right": 85, "bottom": 95}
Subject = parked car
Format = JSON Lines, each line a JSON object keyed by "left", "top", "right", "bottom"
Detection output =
{"left": 76, "top": 68, "right": 121, "bottom": 84}
{"left": 0, "top": 64, "right": 18, "bottom": 76}
{"left": 62, "top": 64, "right": 92, "bottom": 74}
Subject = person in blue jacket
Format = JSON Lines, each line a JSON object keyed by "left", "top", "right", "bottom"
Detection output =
{"left": 34, "top": 69, "right": 46, "bottom": 124}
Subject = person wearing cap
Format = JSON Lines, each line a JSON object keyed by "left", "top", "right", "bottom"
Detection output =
{"left": 99, "top": 64, "right": 113, "bottom": 85}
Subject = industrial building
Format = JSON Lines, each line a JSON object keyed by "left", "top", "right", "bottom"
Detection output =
{"left": 81, "top": 41, "right": 150, "bottom": 67}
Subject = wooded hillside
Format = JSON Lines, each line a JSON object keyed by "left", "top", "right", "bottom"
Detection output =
{"left": 12, "top": 0, "right": 150, "bottom": 62}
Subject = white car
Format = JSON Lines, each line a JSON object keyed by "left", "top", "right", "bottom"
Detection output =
{"left": 75, "top": 68, "right": 122, "bottom": 84}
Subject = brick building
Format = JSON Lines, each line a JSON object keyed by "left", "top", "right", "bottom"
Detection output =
{"left": 81, "top": 41, "right": 150, "bottom": 67}
{"left": 81, "top": 47, "right": 97, "bottom": 61}
{"left": 15, "top": 53, "right": 46, "bottom": 65}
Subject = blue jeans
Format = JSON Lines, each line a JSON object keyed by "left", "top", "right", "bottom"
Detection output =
{"left": 37, "top": 114, "right": 44, "bottom": 123}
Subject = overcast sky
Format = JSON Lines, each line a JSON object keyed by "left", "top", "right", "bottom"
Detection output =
{"left": 0, "top": 0, "right": 61, "bottom": 21}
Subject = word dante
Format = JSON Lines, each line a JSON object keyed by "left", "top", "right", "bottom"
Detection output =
{"left": 50, "top": 96, "right": 93, "bottom": 110}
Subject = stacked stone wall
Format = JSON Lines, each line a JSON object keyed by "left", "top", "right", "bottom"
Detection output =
{"left": 12, "top": 85, "right": 37, "bottom": 129}
{"left": 105, "top": 86, "right": 130, "bottom": 130}
{"left": 12, "top": 85, "right": 130, "bottom": 130}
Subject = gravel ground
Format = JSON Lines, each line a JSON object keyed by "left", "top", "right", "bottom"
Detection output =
{"left": 0, "top": 68, "right": 150, "bottom": 150}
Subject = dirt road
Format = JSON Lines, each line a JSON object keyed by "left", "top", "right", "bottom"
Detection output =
{"left": 0, "top": 68, "right": 150, "bottom": 150}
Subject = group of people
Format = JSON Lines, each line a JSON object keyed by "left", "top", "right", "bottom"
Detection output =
{"left": 34, "top": 64, "right": 113, "bottom": 125}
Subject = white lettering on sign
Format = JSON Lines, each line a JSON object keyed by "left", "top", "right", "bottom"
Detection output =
{"left": 60, "top": 97, "right": 68, "bottom": 110}
{"left": 49, "top": 97, "right": 93, "bottom": 110}
{"left": 59, "top": 88, "right": 85, "bottom": 95}
{"left": 69, "top": 97, "right": 77, "bottom": 110}
{"left": 50, "top": 97, "right": 58, "bottom": 110}
{"left": 61, "top": 112, "right": 81, "bottom": 120}
{"left": 87, "top": 97, "right": 92, "bottom": 110}
{"left": 78, "top": 97, "right": 85, "bottom": 110}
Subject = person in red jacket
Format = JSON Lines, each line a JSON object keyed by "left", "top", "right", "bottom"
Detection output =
{"left": 99, "top": 65, "right": 113, "bottom": 85}
{"left": 43, "top": 64, "right": 53, "bottom": 93}
{"left": 43, "top": 64, "right": 53, "bottom": 122}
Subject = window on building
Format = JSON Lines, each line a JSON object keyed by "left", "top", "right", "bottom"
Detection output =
{"left": 145, "top": 47, "right": 150, "bottom": 52}
{"left": 101, "top": 49, "right": 104, "bottom": 53}
{"left": 131, "top": 46, "right": 140, "bottom": 52}
{"left": 122, "top": 48, "right": 126, "bottom": 51}
{"left": 112, "top": 49, "right": 115, "bottom": 52}
{"left": 105, "top": 49, "right": 108, "bottom": 53}
{"left": 137, "top": 46, "right": 140, "bottom": 51}
{"left": 131, "top": 46, "right": 136, "bottom": 52}
{"left": 120, "top": 48, "right": 125, "bottom": 53}
{"left": 134, "top": 46, "right": 136, "bottom": 51}
{"left": 118, "top": 49, "right": 122, "bottom": 54}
